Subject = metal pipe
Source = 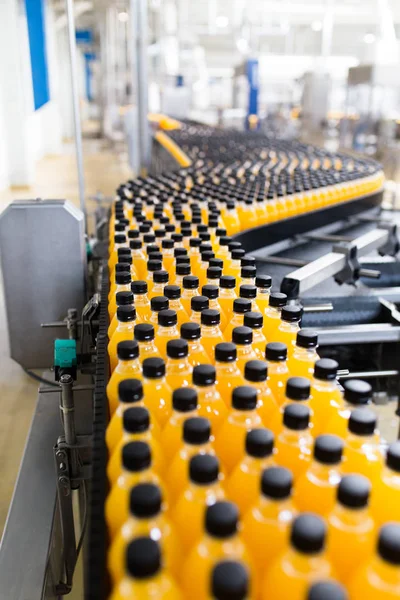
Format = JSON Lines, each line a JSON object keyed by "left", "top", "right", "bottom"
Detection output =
{"left": 65, "top": 0, "right": 87, "bottom": 231}
{"left": 59, "top": 374, "right": 78, "bottom": 480}
{"left": 338, "top": 370, "right": 399, "bottom": 379}
{"left": 256, "top": 256, "right": 307, "bottom": 267}
{"left": 132, "top": 0, "right": 151, "bottom": 174}
{"left": 303, "top": 303, "right": 333, "bottom": 313}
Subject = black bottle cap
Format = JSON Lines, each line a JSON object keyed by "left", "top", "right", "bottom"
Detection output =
{"left": 291, "top": 513, "right": 326, "bottom": 554}
{"left": 183, "top": 417, "right": 211, "bottom": 445}
{"left": 220, "top": 275, "right": 236, "bottom": 289}
{"left": 265, "top": 342, "right": 287, "bottom": 361}
{"left": 307, "top": 581, "right": 348, "bottom": 600}
{"left": 123, "top": 406, "right": 150, "bottom": 434}
{"left": 117, "top": 339, "right": 139, "bottom": 360}
{"left": 244, "top": 311, "right": 263, "bottom": 329}
{"left": 116, "top": 271, "right": 131, "bottom": 285}
{"left": 378, "top": 524, "right": 400, "bottom": 565}
{"left": 193, "top": 364, "right": 216, "bottom": 386}
{"left": 286, "top": 377, "right": 310, "bottom": 400}
{"left": 172, "top": 387, "right": 198, "bottom": 412}
{"left": 281, "top": 305, "right": 303, "bottom": 322}
{"left": 201, "top": 309, "right": 220, "bottom": 325}
{"left": 134, "top": 323, "right": 154, "bottom": 341}
{"left": 116, "top": 261, "right": 131, "bottom": 273}
{"left": 118, "top": 378, "right": 143, "bottom": 403}
{"left": 244, "top": 359, "right": 268, "bottom": 382}
{"left": 207, "top": 266, "right": 222, "bottom": 280}
{"left": 176, "top": 263, "right": 191, "bottom": 276}
{"left": 205, "top": 501, "right": 239, "bottom": 538}
{"left": 215, "top": 342, "right": 237, "bottom": 363}
{"left": 116, "top": 290, "right": 134, "bottom": 306}
{"left": 158, "top": 309, "right": 177, "bottom": 327}
{"left": 190, "top": 237, "right": 202, "bottom": 248}
{"left": 150, "top": 296, "right": 169, "bottom": 312}
{"left": 314, "top": 434, "right": 343, "bottom": 465}
{"left": 176, "top": 256, "right": 190, "bottom": 265}
{"left": 233, "top": 298, "right": 252, "bottom": 314}
{"left": 343, "top": 379, "right": 372, "bottom": 405}
{"left": 231, "top": 248, "right": 245, "bottom": 260}
{"left": 261, "top": 466, "right": 293, "bottom": 499}
{"left": 386, "top": 441, "right": 400, "bottom": 472}
{"left": 241, "top": 266, "right": 256, "bottom": 279}
{"left": 167, "top": 338, "right": 189, "bottom": 359}
{"left": 130, "top": 239, "right": 142, "bottom": 250}
{"left": 212, "top": 561, "right": 249, "bottom": 600}
{"left": 348, "top": 407, "right": 377, "bottom": 435}
{"left": 232, "top": 386, "right": 257, "bottom": 410}
{"left": 313, "top": 358, "right": 338, "bottom": 381}
{"left": 126, "top": 537, "right": 161, "bottom": 578}
{"left": 116, "top": 305, "right": 136, "bottom": 323}
{"left": 153, "top": 270, "right": 169, "bottom": 284}
{"left": 174, "top": 247, "right": 187, "bottom": 258}
{"left": 269, "top": 292, "right": 287, "bottom": 308}
{"left": 256, "top": 275, "right": 272, "bottom": 289}
{"left": 122, "top": 440, "right": 151, "bottom": 471}
{"left": 181, "top": 322, "right": 201, "bottom": 340}
{"left": 129, "top": 482, "right": 162, "bottom": 517}
{"left": 232, "top": 326, "right": 253, "bottom": 345}
{"left": 183, "top": 275, "right": 199, "bottom": 289}
{"left": 239, "top": 284, "right": 257, "bottom": 299}
{"left": 209, "top": 258, "right": 224, "bottom": 269}
{"left": 163, "top": 284, "right": 181, "bottom": 299}
{"left": 117, "top": 246, "right": 131, "bottom": 255}
{"left": 142, "top": 357, "right": 165, "bottom": 379}
{"left": 283, "top": 403, "right": 310, "bottom": 430}
{"left": 131, "top": 280, "right": 148, "bottom": 294}
{"left": 241, "top": 256, "right": 256, "bottom": 267}
{"left": 147, "top": 259, "right": 162, "bottom": 272}
{"left": 162, "top": 238, "right": 174, "bottom": 249}
{"left": 189, "top": 453, "right": 219, "bottom": 484}
{"left": 191, "top": 295, "right": 209, "bottom": 312}
{"left": 246, "top": 428, "right": 274, "bottom": 458}
{"left": 296, "top": 329, "right": 318, "bottom": 348}
{"left": 114, "top": 234, "right": 126, "bottom": 244}
{"left": 337, "top": 474, "right": 371, "bottom": 508}
{"left": 202, "top": 284, "right": 219, "bottom": 300}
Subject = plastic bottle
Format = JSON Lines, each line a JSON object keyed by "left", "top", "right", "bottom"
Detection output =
{"left": 129, "top": 239, "right": 147, "bottom": 279}
{"left": 165, "top": 338, "right": 192, "bottom": 390}
{"left": 295, "top": 434, "right": 343, "bottom": 516}
{"left": 134, "top": 323, "right": 159, "bottom": 363}
{"left": 240, "top": 265, "right": 256, "bottom": 288}
{"left": 188, "top": 237, "right": 202, "bottom": 274}
{"left": 222, "top": 254, "right": 241, "bottom": 289}
{"left": 270, "top": 376, "right": 313, "bottom": 435}
{"left": 265, "top": 342, "right": 290, "bottom": 405}
{"left": 161, "top": 238, "right": 176, "bottom": 274}
{"left": 202, "top": 284, "right": 228, "bottom": 331}
{"left": 327, "top": 474, "right": 375, "bottom": 583}
{"left": 206, "top": 266, "right": 222, "bottom": 289}
{"left": 200, "top": 309, "right": 226, "bottom": 360}
{"left": 243, "top": 360, "right": 278, "bottom": 423}
{"left": 263, "top": 292, "right": 287, "bottom": 340}
{"left": 192, "top": 364, "right": 228, "bottom": 433}
{"left": 181, "top": 275, "right": 200, "bottom": 314}
{"left": 287, "top": 330, "right": 319, "bottom": 378}
{"left": 232, "top": 327, "right": 257, "bottom": 373}
{"left": 198, "top": 251, "right": 215, "bottom": 288}
{"left": 242, "top": 466, "right": 295, "bottom": 572}
{"left": 146, "top": 258, "right": 163, "bottom": 294}
{"left": 243, "top": 312, "right": 267, "bottom": 359}
{"left": 131, "top": 280, "right": 151, "bottom": 322}
{"left": 174, "top": 262, "right": 191, "bottom": 288}
{"left": 155, "top": 309, "right": 180, "bottom": 359}
{"left": 105, "top": 441, "right": 162, "bottom": 539}
{"left": 109, "top": 234, "right": 128, "bottom": 270}
{"left": 341, "top": 408, "right": 383, "bottom": 483}
{"left": 239, "top": 285, "right": 260, "bottom": 314}
{"left": 210, "top": 560, "right": 250, "bottom": 600}
{"left": 108, "top": 262, "right": 132, "bottom": 302}
{"left": 224, "top": 298, "right": 252, "bottom": 341}
{"left": 142, "top": 357, "right": 172, "bottom": 428}
{"left": 107, "top": 340, "right": 142, "bottom": 414}
{"left": 273, "top": 305, "right": 303, "bottom": 351}
{"left": 255, "top": 275, "right": 272, "bottom": 314}
{"left": 214, "top": 386, "right": 264, "bottom": 473}
{"left": 180, "top": 322, "right": 210, "bottom": 367}
{"left": 261, "top": 513, "right": 334, "bottom": 600}
{"left": 214, "top": 343, "right": 244, "bottom": 405}
{"left": 107, "top": 406, "right": 164, "bottom": 484}
{"left": 190, "top": 295, "right": 209, "bottom": 324}
{"left": 275, "top": 404, "right": 313, "bottom": 479}
{"left": 161, "top": 387, "right": 198, "bottom": 461}
{"left": 218, "top": 275, "right": 238, "bottom": 319}
{"left": 149, "top": 270, "right": 169, "bottom": 300}
{"left": 371, "top": 441, "right": 400, "bottom": 525}
{"left": 108, "top": 305, "right": 137, "bottom": 372}
{"left": 226, "top": 428, "right": 276, "bottom": 515}
{"left": 109, "top": 537, "right": 181, "bottom": 599}
{"left": 108, "top": 291, "right": 135, "bottom": 339}
{"left": 348, "top": 523, "right": 400, "bottom": 600}
{"left": 109, "top": 272, "right": 132, "bottom": 321}
{"left": 326, "top": 379, "right": 371, "bottom": 439}
{"left": 310, "top": 359, "right": 343, "bottom": 436}
{"left": 164, "top": 284, "right": 189, "bottom": 326}
{"left": 149, "top": 296, "right": 169, "bottom": 332}
{"left": 171, "top": 454, "right": 225, "bottom": 550}
{"left": 307, "top": 581, "right": 348, "bottom": 600}
{"left": 181, "top": 501, "right": 255, "bottom": 599}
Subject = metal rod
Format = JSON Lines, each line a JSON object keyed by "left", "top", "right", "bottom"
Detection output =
{"left": 59, "top": 374, "right": 78, "bottom": 479}
{"left": 256, "top": 256, "right": 307, "bottom": 267}
{"left": 133, "top": 0, "right": 151, "bottom": 175}
{"left": 303, "top": 233, "right": 352, "bottom": 243}
{"left": 303, "top": 303, "right": 333, "bottom": 313}
{"left": 65, "top": 0, "right": 87, "bottom": 231}
{"left": 338, "top": 370, "right": 399, "bottom": 379}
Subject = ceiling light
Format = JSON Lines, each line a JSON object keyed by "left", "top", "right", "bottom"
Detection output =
{"left": 363, "top": 32, "right": 376, "bottom": 44}
{"left": 311, "top": 20, "right": 322, "bottom": 32}
{"left": 118, "top": 11, "right": 129, "bottom": 22}
{"left": 216, "top": 15, "right": 229, "bottom": 28}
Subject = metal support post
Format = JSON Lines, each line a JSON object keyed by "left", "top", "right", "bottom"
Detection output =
{"left": 59, "top": 374, "right": 79, "bottom": 482}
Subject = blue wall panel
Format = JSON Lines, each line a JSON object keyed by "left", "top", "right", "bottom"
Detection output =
{"left": 25, "top": 0, "right": 50, "bottom": 110}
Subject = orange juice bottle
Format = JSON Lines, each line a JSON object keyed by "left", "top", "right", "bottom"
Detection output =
{"left": 226, "top": 428, "right": 275, "bottom": 514}
{"left": 211, "top": 560, "right": 250, "bottom": 600}
{"left": 287, "top": 330, "right": 319, "bottom": 378}
{"left": 206, "top": 266, "right": 222, "bottom": 288}
{"left": 109, "top": 537, "right": 181, "bottom": 600}
{"left": 146, "top": 258, "right": 163, "bottom": 294}
{"left": 240, "top": 265, "right": 256, "bottom": 288}
{"left": 164, "top": 285, "right": 189, "bottom": 326}
{"left": 307, "top": 581, "right": 348, "bottom": 600}
{"left": 327, "top": 474, "right": 375, "bottom": 583}
{"left": 149, "top": 270, "right": 169, "bottom": 299}
{"left": 239, "top": 285, "right": 260, "bottom": 313}
{"left": 188, "top": 237, "right": 202, "bottom": 274}
{"left": 107, "top": 340, "right": 142, "bottom": 414}
{"left": 295, "top": 434, "right": 343, "bottom": 516}
{"left": 273, "top": 305, "right": 303, "bottom": 350}
{"left": 165, "top": 339, "right": 192, "bottom": 390}
{"left": 193, "top": 364, "right": 229, "bottom": 433}
{"left": 181, "top": 501, "right": 255, "bottom": 599}
{"left": 161, "top": 387, "right": 198, "bottom": 461}
{"left": 161, "top": 238, "right": 175, "bottom": 273}
{"left": 197, "top": 251, "right": 214, "bottom": 288}
{"left": 255, "top": 275, "right": 272, "bottom": 314}
{"left": 172, "top": 262, "right": 190, "bottom": 288}
{"left": 108, "top": 306, "right": 137, "bottom": 373}
{"left": 232, "top": 326, "right": 258, "bottom": 373}
{"left": 109, "top": 262, "right": 133, "bottom": 301}
{"left": 326, "top": 378, "right": 371, "bottom": 439}
{"left": 243, "top": 360, "right": 278, "bottom": 423}
{"left": 242, "top": 466, "right": 295, "bottom": 572}
{"left": 224, "top": 201, "right": 241, "bottom": 235}
{"left": 348, "top": 523, "right": 400, "bottom": 600}
{"left": 243, "top": 312, "right": 267, "bottom": 359}
{"left": 225, "top": 249, "right": 244, "bottom": 281}
{"left": 371, "top": 441, "right": 400, "bottom": 525}
{"left": 181, "top": 275, "right": 200, "bottom": 314}
{"left": 107, "top": 406, "right": 164, "bottom": 483}
{"left": 270, "top": 376, "right": 313, "bottom": 436}
{"left": 155, "top": 309, "right": 180, "bottom": 359}
{"left": 214, "top": 386, "right": 264, "bottom": 473}
{"left": 262, "top": 513, "right": 334, "bottom": 600}
{"left": 106, "top": 379, "right": 149, "bottom": 454}
{"left": 108, "top": 291, "right": 134, "bottom": 339}
{"left": 109, "top": 234, "right": 128, "bottom": 270}
{"left": 142, "top": 357, "right": 172, "bottom": 428}
{"left": 149, "top": 296, "right": 169, "bottom": 332}
{"left": 129, "top": 239, "right": 147, "bottom": 279}
{"left": 131, "top": 280, "right": 151, "bottom": 322}
{"left": 105, "top": 441, "right": 161, "bottom": 539}
{"left": 214, "top": 343, "right": 244, "bottom": 406}
{"left": 218, "top": 276, "right": 237, "bottom": 320}
{"left": 310, "top": 359, "right": 343, "bottom": 435}
{"left": 263, "top": 292, "right": 287, "bottom": 340}
{"left": 341, "top": 408, "right": 383, "bottom": 482}
{"left": 224, "top": 299, "right": 252, "bottom": 340}
{"left": 200, "top": 309, "right": 226, "bottom": 359}
{"left": 202, "top": 284, "right": 228, "bottom": 331}
{"left": 171, "top": 453, "right": 225, "bottom": 550}
{"left": 108, "top": 484, "right": 181, "bottom": 584}
{"left": 189, "top": 295, "right": 209, "bottom": 324}
{"left": 275, "top": 404, "right": 313, "bottom": 479}
{"left": 265, "top": 342, "right": 290, "bottom": 405}
{"left": 180, "top": 323, "right": 210, "bottom": 367}
{"left": 109, "top": 272, "right": 132, "bottom": 321}
{"left": 134, "top": 323, "right": 159, "bottom": 363}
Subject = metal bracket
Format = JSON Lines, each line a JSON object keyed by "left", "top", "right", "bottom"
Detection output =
{"left": 378, "top": 222, "right": 400, "bottom": 257}
{"left": 54, "top": 448, "right": 76, "bottom": 595}
{"left": 333, "top": 241, "right": 380, "bottom": 286}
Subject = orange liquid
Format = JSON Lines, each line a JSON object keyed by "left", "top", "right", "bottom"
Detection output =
{"left": 181, "top": 289, "right": 199, "bottom": 314}
{"left": 107, "top": 358, "right": 142, "bottom": 415}
{"left": 155, "top": 324, "right": 180, "bottom": 359}
{"left": 245, "top": 379, "right": 279, "bottom": 425}
{"left": 310, "top": 380, "right": 343, "bottom": 436}
{"left": 275, "top": 427, "right": 313, "bottom": 480}
{"left": 218, "top": 288, "right": 237, "bottom": 320}
{"left": 109, "top": 572, "right": 182, "bottom": 600}
{"left": 106, "top": 399, "right": 153, "bottom": 455}
{"left": 294, "top": 461, "right": 341, "bottom": 516}
{"left": 269, "top": 396, "right": 313, "bottom": 437}
{"left": 107, "top": 429, "right": 164, "bottom": 484}
{"left": 161, "top": 408, "right": 199, "bottom": 462}
{"left": 143, "top": 377, "right": 172, "bottom": 428}
{"left": 250, "top": 328, "right": 268, "bottom": 359}
{"left": 133, "top": 293, "right": 151, "bottom": 322}
{"left": 287, "top": 347, "right": 319, "bottom": 378}
{"left": 348, "top": 555, "right": 400, "bottom": 600}
{"left": 109, "top": 285, "right": 132, "bottom": 321}
{"left": 201, "top": 324, "right": 226, "bottom": 360}
{"left": 165, "top": 356, "right": 192, "bottom": 390}
{"left": 195, "top": 384, "right": 229, "bottom": 433}
{"left": 272, "top": 321, "right": 299, "bottom": 352}
{"left": 137, "top": 339, "right": 159, "bottom": 363}
{"left": 236, "top": 344, "right": 258, "bottom": 374}
{"left": 215, "top": 361, "right": 244, "bottom": 406}
{"left": 266, "top": 360, "right": 290, "bottom": 406}
{"left": 226, "top": 453, "right": 276, "bottom": 515}
{"left": 341, "top": 432, "right": 384, "bottom": 483}
{"left": 371, "top": 465, "right": 400, "bottom": 526}
{"left": 186, "top": 339, "right": 211, "bottom": 367}
{"left": 263, "top": 307, "right": 282, "bottom": 341}
{"left": 168, "top": 298, "right": 189, "bottom": 326}
{"left": 214, "top": 409, "right": 264, "bottom": 473}
{"left": 224, "top": 313, "right": 245, "bottom": 341}
{"left": 166, "top": 441, "right": 216, "bottom": 503}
